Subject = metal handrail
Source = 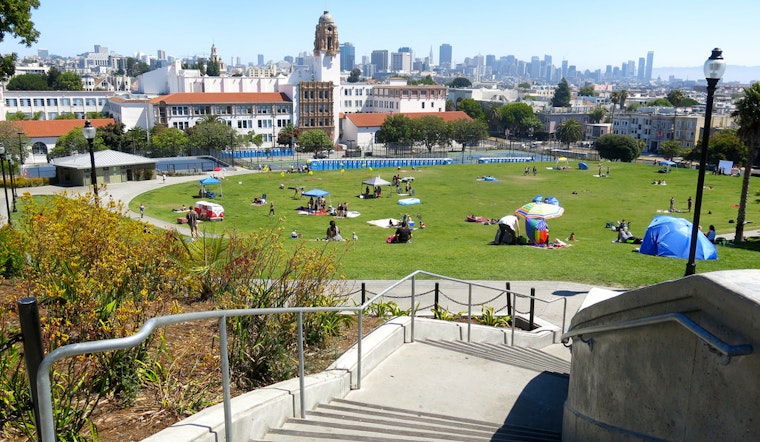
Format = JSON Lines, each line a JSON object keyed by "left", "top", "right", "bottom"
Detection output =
{"left": 561, "top": 312, "right": 753, "bottom": 362}
{"left": 36, "top": 271, "right": 568, "bottom": 441}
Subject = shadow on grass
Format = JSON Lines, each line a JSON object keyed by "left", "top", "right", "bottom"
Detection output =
{"left": 729, "top": 236, "right": 760, "bottom": 252}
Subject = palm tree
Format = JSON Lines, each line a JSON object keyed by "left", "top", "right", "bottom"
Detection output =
{"left": 732, "top": 83, "right": 760, "bottom": 243}
{"left": 556, "top": 119, "right": 584, "bottom": 148}
{"left": 668, "top": 90, "right": 685, "bottom": 143}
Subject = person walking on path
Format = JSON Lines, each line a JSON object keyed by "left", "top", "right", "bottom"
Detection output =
{"left": 669, "top": 196, "right": 675, "bottom": 212}
{"left": 688, "top": 196, "right": 693, "bottom": 212}
{"left": 268, "top": 201, "right": 275, "bottom": 216}
{"left": 140, "top": 203, "right": 145, "bottom": 219}
{"left": 186, "top": 208, "right": 199, "bottom": 238}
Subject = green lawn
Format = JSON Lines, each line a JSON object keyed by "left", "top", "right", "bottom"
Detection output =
{"left": 132, "top": 160, "right": 760, "bottom": 288}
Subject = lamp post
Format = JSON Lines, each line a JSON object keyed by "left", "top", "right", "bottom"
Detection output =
{"left": 7, "top": 157, "right": 16, "bottom": 212}
{"left": 0, "top": 146, "right": 11, "bottom": 226}
{"left": 685, "top": 48, "right": 725, "bottom": 276}
{"left": 82, "top": 120, "right": 98, "bottom": 196}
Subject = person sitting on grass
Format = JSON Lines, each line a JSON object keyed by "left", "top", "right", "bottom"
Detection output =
{"left": 326, "top": 220, "right": 343, "bottom": 241}
{"left": 391, "top": 221, "right": 413, "bottom": 243}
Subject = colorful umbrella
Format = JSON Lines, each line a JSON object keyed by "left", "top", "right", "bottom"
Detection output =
{"left": 525, "top": 217, "right": 549, "bottom": 247}
{"left": 515, "top": 202, "right": 565, "bottom": 219}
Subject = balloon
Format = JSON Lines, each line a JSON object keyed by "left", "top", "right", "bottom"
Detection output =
{"left": 369, "top": 167, "right": 373, "bottom": 172}
{"left": 280, "top": 171, "right": 285, "bottom": 177}
{"left": 341, "top": 169, "right": 345, "bottom": 173}
{"left": 308, "top": 171, "right": 313, "bottom": 175}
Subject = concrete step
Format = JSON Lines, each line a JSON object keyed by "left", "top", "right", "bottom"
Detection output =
{"left": 259, "top": 397, "right": 561, "bottom": 441}
{"left": 258, "top": 340, "right": 567, "bottom": 442}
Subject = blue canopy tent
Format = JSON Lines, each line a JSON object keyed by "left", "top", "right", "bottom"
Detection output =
{"left": 578, "top": 162, "right": 589, "bottom": 170}
{"left": 199, "top": 176, "right": 222, "bottom": 198}
{"left": 639, "top": 216, "right": 717, "bottom": 260}
{"left": 302, "top": 189, "right": 329, "bottom": 198}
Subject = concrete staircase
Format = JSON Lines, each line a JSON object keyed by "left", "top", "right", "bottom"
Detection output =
{"left": 257, "top": 340, "right": 568, "bottom": 441}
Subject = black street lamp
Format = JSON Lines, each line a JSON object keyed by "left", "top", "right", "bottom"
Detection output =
{"left": 685, "top": 48, "right": 726, "bottom": 276}
{"left": 82, "top": 120, "right": 98, "bottom": 196}
{"left": 7, "top": 157, "right": 16, "bottom": 212}
{"left": 0, "top": 146, "right": 11, "bottom": 226}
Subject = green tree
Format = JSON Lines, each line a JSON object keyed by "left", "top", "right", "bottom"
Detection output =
{"left": 45, "top": 65, "right": 61, "bottom": 88}
{"left": 412, "top": 115, "right": 448, "bottom": 153}
{"left": 501, "top": 102, "right": 542, "bottom": 139}
{"left": 376, "top": 114, "right": 415, "bottom": 147}
{"left": 648, "top": 98, "right": 672, "bottom": 107}
{"left": 450, "top": 118, "right": 487, "bottom": 152}
{"left": 123, "top": 57, "right": 151, "bottom": 77}
{"left": 667, "top": 90, "right": 685, "bottom": 109}
{"left": 551, "top": 78, "right": 572, "bottom": 108}
{"left": 55, "top": 112, "right": 78, "bottom": 120}
{"left": 6, "top": 111, "right": 29, "bottom": 120}
{"left": 98, "top": 122, "right": 126, "bottom": 150}
{"left": 449, "top": 77, "right": 472, "bottom": 88}
{"left": 445, "top": 99, "right": 456, "bottom": 111}
{"left": 206, "top": 59, "right": 221, "bottom": 76}
{"left": 589, "top": 107, "right": 606, "bottom": 124}
{"left": 50, "top": 127, "right": 105, "bottom": 158}
{"left": 595, "top": 134, "right": 640, "bottom": 162}
{"left": 732, "top": 83, "right": 760, "bottom": 243}
{"left": 297, "top": 129, "right": 332, "bottom": 153}
{"left": 124, "top": 126, "right": 149, "bottom": 154}
{"left": 579, "top": 85, "right": 597, "bottom": 97}
{"left": 277, "top": 123, "right": 299, "bottom": 147}
{"left": 149, "top": 126, "right": 188, "bottom": 157}
{"left": 486, "top": 103, "right": 504, "bottom": 135}
{"left": 347, "top": 68, "right": 362, "bottom": 83}
{"left": 659, "top": 140, "right": 685, "bottom": 160}
{"left": 54, "top": 71, "right": 83, "bottom": 90}
{"left": 6, "top": 73, "right": 48, "bottom": 90}
{"left": 186, "top": 117, "right": 236, "bottom": 153}
{"left": 0, "top": 0, "right": 40, "bottom": 81}
{"left": 517, "top": 82, "right": 531, "bottom": 89}
{"left": 555, "top": 119, "right": 583, "bottom": 148}
{"left": 457, "top": 98, "right": 484, "bottom": 121}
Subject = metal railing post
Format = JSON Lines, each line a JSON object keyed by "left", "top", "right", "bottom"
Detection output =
{"left": 361, "top": 282, "right": 366, "bottom": 305}
{"left": 17, "top": 297, "right": 44, "bottom": 438}
{"left": 218, "top": 316, "right": 233, "bottom": 442}
{"left": 506, "top": 282, "right": 512, "bottom": 317}
{"left": 510, "top": 291, "right": 516, "bottom": 346}
{"left": 410, "top": 275, "right": 416, "bottom": 342}
{"left": 529, "top": 288, "right": 536, "bottom": 330}
{"left": 356, "top": 308, "right": 363, "bottom": 389}
{"left": 434, "top": 282, "right": 439, "bottom": 312}
{"left": 467, "top": 283, "right": 473, "bottom": 343}
{"left": 297, "top": 312, "right": 305, "bottom": 418}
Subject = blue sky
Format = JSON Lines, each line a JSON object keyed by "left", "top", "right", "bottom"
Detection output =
{"left": 0, "top": 0, "right": 757, "bottom": 72}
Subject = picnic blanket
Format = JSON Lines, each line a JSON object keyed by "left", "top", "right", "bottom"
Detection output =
{"left": 367, "top": 218, "right": 400, "bottom": 228}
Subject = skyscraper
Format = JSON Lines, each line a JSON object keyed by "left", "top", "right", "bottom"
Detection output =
{"left": 257, "top": 54, "right": 264, "bottom": 66}
{"left": 439, "top": 43, "right": 452, "bottom": 69}
{"left": 340, "top": 42, "right": 355, "bottom": 71}
{"left": 645, "top": 51, "right": 654, "bottom": 81}
{"left": 371, "top": 50, "right": 389, "bottom": 72}
{"left": 638, "top": 57, "right": 646, "bottom": 80}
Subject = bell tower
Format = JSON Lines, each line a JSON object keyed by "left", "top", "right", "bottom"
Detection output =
{"left": 314, "top": 11, "right": 339, "bottom": 57}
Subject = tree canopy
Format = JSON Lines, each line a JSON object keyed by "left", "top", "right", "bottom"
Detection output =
{"left": 186, "top": 117, "right": 237, "bottom": 153}
{"left": 500, "top": 103, "right": 542, "bottom": 139}
{"left": 551, "top": 78, "right": 572, "bottom": 108}
{"left": 595, "top": 134, "right": 640, "bottom": 162}
{"left": 0, "top": 0, "right": 40, "bottom": 81}
{"left": 579, "top": 85, "right": 597, "bottom": 97}
{"left": 277, "top": 123, "right": 299, "bottom": 147}
{"left": 449, "top": 77, "right": 472, "bottom": 88}
{"left": 347, "top": 68, "right": 362, "bottom": 83}
{"left": 658, "top": 140, "right": 685, "bottom": 161}
{"left": 589, "top": 107, "right": 606, "bottom": 124}
{"left": 732, "top": 82, "right": 760, "bottom": 242}
{"left": 450, "top": 118, "right": 487, "bottom": 151}
{"left": 297, "top": 129, "right": 333, "bottom": 152}
{"left": 555, "top": 119, "right": 583, "bottom": 147}
{"left": 457, "top": 98, "right": 484, "bottom": 121}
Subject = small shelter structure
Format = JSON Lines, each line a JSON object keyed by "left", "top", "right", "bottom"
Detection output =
{"left": 639, "top": 216, "right": 717, "bottom": 260}
{"left": 199, "top": 176, "right": 222, "bottom": 198}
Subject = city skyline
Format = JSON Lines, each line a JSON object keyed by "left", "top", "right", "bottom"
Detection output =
{"left": 0, "top": 0, "right": 758, "bottom": 78}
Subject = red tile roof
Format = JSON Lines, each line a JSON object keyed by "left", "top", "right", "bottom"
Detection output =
{"left": 345, "top": 111, "right": 471, "bottom": 128}
{"left": 149, "top": 92, "right": 291, "bottom": 105}
{"left": 15, "top": 119, "right": 116, "bottom": 138}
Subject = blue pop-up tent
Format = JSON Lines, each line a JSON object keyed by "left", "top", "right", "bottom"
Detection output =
{"left": 199, "top": 176, "right": 222, "bottom": 198}
{"left": 639, "top": 216, "right": 717, "bottom": 260}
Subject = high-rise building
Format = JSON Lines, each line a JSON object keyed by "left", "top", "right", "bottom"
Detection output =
{"left": 257, "top": 54, "right": 264, "bottom": 66}
{"left": 529, "top": 56, "right": 541, "bottom": 79}
{"left": 429, "top": 46, "right": 434, "bottom": 67}
{"left": 645, "top": 51, "right": 654, "bottom": 81}
{"left": 638, "top": 57, "right": 646, "bottom": 80}
{"left": 371, "top": 50, "right": 389, "bottom": 72}
{"left": 157, "top": 49, "right": 166, "bottom": 61}
{"left": 391, "top": 52, "right": 411, "bottom": 73}
{"left": 439, "top": 43, "right": 452, "bottom": 68}
{"left": 37, "top": 49, "right": 49, "bottom": 59}
{"left": 561, "top": 59, "right": 569, "bottom": 79}
{"left": 340, "top": 42, "right": 355, "bottom": 71}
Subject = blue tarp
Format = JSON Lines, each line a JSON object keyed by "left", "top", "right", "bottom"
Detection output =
{"left": 578, "top": 162, "right": 589, "bottom": 170}
{"left": 200, "top": 177, "right": 221, "bottom": 185}
{"left": 639, "top": 216, "right": 717, "bottom": 260}
{"left": 302, "top": 189, "right": 329, "bottom": 198}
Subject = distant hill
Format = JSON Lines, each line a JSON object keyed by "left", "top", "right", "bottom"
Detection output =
{"left": 652, "top": 65, "right": 760, "bottom": 84}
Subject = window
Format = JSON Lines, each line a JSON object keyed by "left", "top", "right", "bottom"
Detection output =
{"left": 214, "top": 105, "right": 232, "bottom": 115}
{"left": 421, "top": 102, "right": 425, "bottom": 109}
{"left": 61, "top": 98, "right": 70, "bottom": 106}
{"left": 257, "top": 105, "right": 270, "bottom": 114}
{"left": 20, "top": 99, "right": 31, "bottom": 106}
{"left": 5, "top": 99, "right": 17, "bottom": 106}
{"left": 73, "top": 98, "right": 83, "bottom": 106}
{"left": 47, "top": 98, "right": 57, "bottom": 106}
{"left": 98, "top": 98, "right": 107, "bottom": 106}
{"left": 33, "top": 98, "right": 44, "bottom": 106}
{"left": 356, "top": 89, "right": 362, "bottom": 96}
{"left": 86, "top": 98, "right": 96, "bottom": 106}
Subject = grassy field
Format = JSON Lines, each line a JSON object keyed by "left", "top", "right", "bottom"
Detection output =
{"left": 131, "top": 159, "right": 760, "bottom": 288}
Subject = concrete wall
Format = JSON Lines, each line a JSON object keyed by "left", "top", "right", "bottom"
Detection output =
{"left": 563, "top": 270, "right": 760, "bottom": 441}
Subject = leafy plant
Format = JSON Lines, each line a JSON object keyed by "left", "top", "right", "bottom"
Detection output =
{"left": 431, "top": 305, "right": 463, "bottom": 321}
{"left": 477, "top": 306, "right": 511, "bottom": 327}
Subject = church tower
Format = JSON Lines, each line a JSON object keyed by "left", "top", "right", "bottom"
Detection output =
{"left": 299, "top": 11, "right": 341, "bottom": 141}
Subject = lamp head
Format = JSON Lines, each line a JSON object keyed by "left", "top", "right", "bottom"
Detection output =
{"left": 82, "top": 120, "right": 96, "bottom": 140}
{"left": 704, "top": 48, "right": 726, "bottom": 80}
